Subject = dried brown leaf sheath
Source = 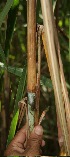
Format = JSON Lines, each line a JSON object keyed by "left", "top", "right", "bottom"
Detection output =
{"left": 41, "top": 0, "right": 70, "bottom": 154}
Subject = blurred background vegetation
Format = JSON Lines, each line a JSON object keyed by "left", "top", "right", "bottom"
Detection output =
{"left": 0, "top": 0, "right": 70, "bottom": 156}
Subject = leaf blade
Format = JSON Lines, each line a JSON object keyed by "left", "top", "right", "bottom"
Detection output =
{"left": 0, "top": 0, "right": 14, "bottom": 27}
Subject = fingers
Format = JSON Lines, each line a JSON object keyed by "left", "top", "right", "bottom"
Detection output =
{"left": 34, "top": 125, "right": 43, "bottom": 135}
{"left": 13, "top": 125, "right": 26, "bottom": 144}
{"left": 4, "top": 125, "right": 44, "bottom": 156}
{"left": 4, "top": 125, "right": 26, "bottom": 156}
{"left": 23, "top": 125, "right": 43, "bottom": 156}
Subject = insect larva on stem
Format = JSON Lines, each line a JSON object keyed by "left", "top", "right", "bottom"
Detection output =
{"left": 39, "top": 106, "right": 50, "bottom": 125}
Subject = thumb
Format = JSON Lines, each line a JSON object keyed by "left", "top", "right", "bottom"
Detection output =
{"left": 23, "top": 125, "right": 43, "bottom": 156}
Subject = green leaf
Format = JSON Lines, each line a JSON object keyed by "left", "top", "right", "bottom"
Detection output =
{"left": 0, "top": 44, "right": 6, "bottom": 65}
{"left": 0, "top": 101, "right": 1, "bottom": 112}
{"left": 4, "top": 0, "right": 19, "bottom": 57}
{"left": 12, "top": 0, "right": 19, "bottom": 8}
{"left": 7, "top": 66, "right": 26, "bottom": 146}
{"left": 7, "top": 110, "right": 19, "bottom": 146}
{"left": 69, "top": 18, "right": 70, "bottom": 61}
{"left": 0, "top": 0, "right": 14, "bottom": 27}
{"left": 13, "top": 66, "right": 27, "bottom": 115}
{"left": 0, "top": 62, "right": 23, "bottom": 76}
{"left": 36, "top": 0, "right": 41, "bottom": 22}
{"left": 40, "top": 75, "right": 53, "bottom": 89}
{"left": 7, "top": 66, "right": 23, "bottom": 77}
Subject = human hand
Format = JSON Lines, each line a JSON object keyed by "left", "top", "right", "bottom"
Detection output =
{"left": 4, "top": 125, "right": 45, "bottom": 156}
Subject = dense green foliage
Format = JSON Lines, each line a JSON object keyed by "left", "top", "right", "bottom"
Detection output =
{"left": 0, "top": 0, "right": 70, "bottom": 156}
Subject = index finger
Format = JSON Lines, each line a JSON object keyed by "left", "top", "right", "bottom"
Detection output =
{"left": 12, "top": 125, "right": 27, "bottom": 144}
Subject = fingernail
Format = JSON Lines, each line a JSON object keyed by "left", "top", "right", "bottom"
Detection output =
{"left": 34, "top": 125, "right": 43, "bottom": 135}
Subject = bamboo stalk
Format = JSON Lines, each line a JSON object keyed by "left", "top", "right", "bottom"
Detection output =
{"left": 41, "top": 0, "right": 70, "bottom": 155}
{"left": 27, "top": 0, "right": 36, "bottom": 92}
{"left": 27, "top": 0, "right": 36, "bottom": 133}
{"left": 49, "top": 0, "right": 70, "bottom": 142}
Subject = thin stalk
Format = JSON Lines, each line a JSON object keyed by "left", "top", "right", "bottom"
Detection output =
{"left": 35, "top": 25, "right": 41, "bottom": 125}
{"left": 27, "top": 0, "right": 36, "bottom": 133}
{"left": 40, "top": 0, "right": 70, "bottom": 155}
